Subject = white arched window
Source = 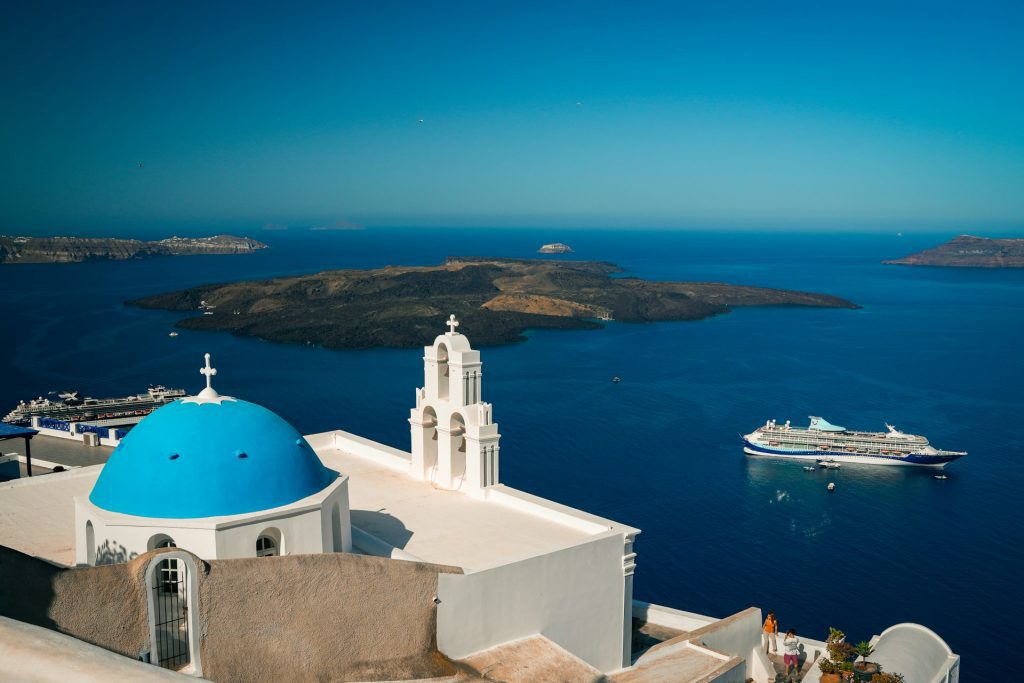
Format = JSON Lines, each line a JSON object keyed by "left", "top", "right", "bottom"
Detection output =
{"left": 85, "top": 521, "right": 95, "bottom": 565}
{"left": 256, "top": 527, "right": 283, "bottom": 557}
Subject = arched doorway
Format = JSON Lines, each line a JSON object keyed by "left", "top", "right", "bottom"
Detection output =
{"left": 421, "top": 406, "right": 438, "bottom": 477}
{"left": 146, "top": 550, "right": 200, "bottom": 674}
{"left": 436, "top": 343, "right": 450, "bottom": 400}
{"left": 450, "top": 413, "right": 466, "bottom": 482}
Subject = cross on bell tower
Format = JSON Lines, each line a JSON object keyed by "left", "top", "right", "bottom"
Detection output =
{"left": 446, "top": 314, "right": 460, "bottom": 335}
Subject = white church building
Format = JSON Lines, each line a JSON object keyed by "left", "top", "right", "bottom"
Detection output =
{"left": 0, "top": 318, "right": 960, "bottom": 682}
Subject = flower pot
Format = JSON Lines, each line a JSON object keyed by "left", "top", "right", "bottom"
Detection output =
{"left": 821, "top": 674, "right": 841, "bottom": 683}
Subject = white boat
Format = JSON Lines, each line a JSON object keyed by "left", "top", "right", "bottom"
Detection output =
{"left": 744, "top": 416, "right": 966, "bottom": 467}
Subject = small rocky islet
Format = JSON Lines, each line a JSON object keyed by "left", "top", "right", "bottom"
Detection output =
{"left": 128, "top": 256, "right": 858, "bottom": 349}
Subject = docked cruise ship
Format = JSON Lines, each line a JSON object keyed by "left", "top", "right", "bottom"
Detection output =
{"left": 3, "top": 385, "right": 185, "bottom": 426}
{"left": 743, "top": 416, "right": 967, "bottom": 467}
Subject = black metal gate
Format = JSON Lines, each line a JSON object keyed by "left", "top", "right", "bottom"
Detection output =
{"left": 152, "top": 557, "right": 190, "bottom": 670}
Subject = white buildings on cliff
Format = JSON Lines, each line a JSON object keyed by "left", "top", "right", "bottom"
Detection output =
{"left": 0, "top": 319, "right": 959, "bottom": 683}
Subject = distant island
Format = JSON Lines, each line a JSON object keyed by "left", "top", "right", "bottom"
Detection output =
{"left": 884, "top": 235, "right": 1024, "bottom": 268}
{"left": 128, "top": 256, "right": 857, "bottom": 349}
{"left": 0, "top": 234, "right": 267, "bottom": 264}
{"left": 538, "top": 243, "right": 573, "bottom": 254}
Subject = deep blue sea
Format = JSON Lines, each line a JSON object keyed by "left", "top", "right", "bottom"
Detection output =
{"left": 1, "top": 229, "right": 1020, "bottom": 680}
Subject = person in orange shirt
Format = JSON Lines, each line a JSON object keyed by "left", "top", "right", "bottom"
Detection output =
{"left": 762, "top": 611, "right": 778, "bottom": 654}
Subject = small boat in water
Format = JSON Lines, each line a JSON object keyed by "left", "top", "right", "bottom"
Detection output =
{"left": 934, "top": 474, "right": 948, "bottom": 480}
{"left": 827, "top": 482, "right": 836, "bottom": 492}
{"left": 818, "top": 459, "right": 841, "bottom": 469}
{"left": 803, "top": 466, "right": 816, "bottom": 472}
{"left": 611, "top": 376, "right": 621, "bottom": 384}
{"left": 168, "top": 331, "right": 179, "bottom": 337}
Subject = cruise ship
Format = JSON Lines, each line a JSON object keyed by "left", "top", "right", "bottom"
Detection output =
{"left": 3, "top": 385, "right": 186, "bottom": 426}
{"left": 743, "top": 416, "right": 967, "bottom": 467}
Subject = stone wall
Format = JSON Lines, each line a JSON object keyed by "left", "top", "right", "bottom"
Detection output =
{"left": 0, "top": 544, "right": 463, "bottom": 682}
{"left": 199, "top": 552, "right": 461, "bottom": 682}
{"left": 0, "top": 545, "right": 150, "bottom": 659}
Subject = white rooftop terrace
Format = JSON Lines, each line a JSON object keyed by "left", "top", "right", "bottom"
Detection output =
{"left": 310, "top": 429, "right": 638, "bottom": 572}
{"left": 0, "top": 429, "right": 636, "bottom": 572}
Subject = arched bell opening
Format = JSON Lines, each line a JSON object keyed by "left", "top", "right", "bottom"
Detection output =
{"left": 449, "top": 412, "right": 467, "bottom": 481}
{"left": 436, "top": 343, "right": 450, "bottom": 400}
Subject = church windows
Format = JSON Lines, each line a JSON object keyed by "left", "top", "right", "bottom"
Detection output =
{"left": 256, "top": 527, "right": 283, "bottom": 557}
{"left": 85, "top": 521, "right": 95, "bottom": 565}
{"left": 256, "top": 536, "right": 277, "bottom": 557}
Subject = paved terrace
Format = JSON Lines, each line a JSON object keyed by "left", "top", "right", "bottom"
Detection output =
{"left": 310, "top": 429, "right": 632, "bottom": 572}
{"left": 2, "top": 434, "right": 112, "bottom": 469}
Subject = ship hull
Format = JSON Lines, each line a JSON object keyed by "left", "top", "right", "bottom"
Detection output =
{"left": 743, "top": 440, "right": 963, "bottom": 467}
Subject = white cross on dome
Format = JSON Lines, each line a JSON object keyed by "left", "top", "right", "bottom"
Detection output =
{"left": 446, "top": 314, "right": 460, "bottom": 334}
{"left": 198, "top": 352, "right": 219, "bottom": 398}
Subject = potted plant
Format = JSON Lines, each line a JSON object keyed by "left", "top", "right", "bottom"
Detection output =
{"left": 819, "top": 658, "right": 841, "bottom": 683}
{"left": 819, "top": 626, "right": 857, "bottom": 682}
{"left": 870, "top": 673, "right": 905, "bottom": 683}
{"left": 853, "top": 641, "right": 879, "bottom": 677}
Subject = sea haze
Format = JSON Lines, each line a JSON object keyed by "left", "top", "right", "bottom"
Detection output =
{"left": 1, "top": 228, "right": 1018, "bottom": 681}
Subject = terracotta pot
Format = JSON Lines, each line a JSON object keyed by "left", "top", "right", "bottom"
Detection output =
{"left": 821, "top": 674, "right": 841, "bottom": 683}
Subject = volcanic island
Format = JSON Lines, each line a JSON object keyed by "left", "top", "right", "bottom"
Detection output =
{"left": 0, "top": 234, "right": 266, "bottom": 264}
{"left": 129, "top": 257, "right": 858, "bottom": 348}
{"left": 884, "top": 235, "right": 1024, "bottom": 268}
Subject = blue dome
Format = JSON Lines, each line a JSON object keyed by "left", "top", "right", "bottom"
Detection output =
{"left": 90, "top": 398, "right": 337, "bottom": 518}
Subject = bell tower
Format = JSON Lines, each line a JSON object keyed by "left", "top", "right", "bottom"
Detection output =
{"left": 409, "top": 315, "right": 501, "bottom": 493}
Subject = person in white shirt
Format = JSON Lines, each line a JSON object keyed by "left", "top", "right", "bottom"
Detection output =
{"left": 783, "top": 629, "right": 800, "bottom": 678}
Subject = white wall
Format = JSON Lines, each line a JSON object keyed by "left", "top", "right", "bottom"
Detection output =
{"left": 869, "top": 623, "right": 959, "bottom": 683}
{"left": 692, "top": 608, "right": 772, "bottom": 683}
{"left": 437, "top": 531, "right": 630, "bottom": 673}
{"left": 74, "top": 477, "right": 351, "bottom": 563}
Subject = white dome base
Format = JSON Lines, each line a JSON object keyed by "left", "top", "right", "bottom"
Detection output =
{"left": 74, "top": 475, "right": 350, "bottom": 566}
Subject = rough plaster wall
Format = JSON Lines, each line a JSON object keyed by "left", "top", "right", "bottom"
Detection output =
{"left": 0, "top": 545, "right": 149, "bottom": 659}
{"left": 200, "top": 552, "right": 462, "bottom": 683}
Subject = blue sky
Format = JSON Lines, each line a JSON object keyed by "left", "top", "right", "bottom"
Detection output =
{"left": 2, "top": 1, "right": 1022, "bottom": 233}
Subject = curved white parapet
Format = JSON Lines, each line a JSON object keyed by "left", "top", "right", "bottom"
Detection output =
{"left": 0, "top": 616, "right": 196, "bottom": 682}
{"left": 870, "top": 622, "right": 960, "bottom": 683}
